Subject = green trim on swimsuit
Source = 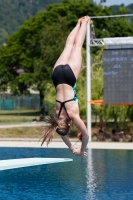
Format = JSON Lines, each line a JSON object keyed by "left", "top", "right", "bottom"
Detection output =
{"left": 73, "top": 83, "right": 79, "bottom": 104}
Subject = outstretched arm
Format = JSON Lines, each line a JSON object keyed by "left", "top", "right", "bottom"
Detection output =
{"left": 72, "top": 115, "right": 89, "bottom": 154}
{"left": 60, "top": 115, "right": 88, "bottom": 157}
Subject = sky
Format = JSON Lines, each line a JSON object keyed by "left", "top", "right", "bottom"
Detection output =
{"left": 94, "top": 0, "right": 133, "bottom": 6}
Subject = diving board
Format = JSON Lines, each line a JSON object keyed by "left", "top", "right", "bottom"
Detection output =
{"left": 0, "top": 158, "right": 73, "bottom": 171}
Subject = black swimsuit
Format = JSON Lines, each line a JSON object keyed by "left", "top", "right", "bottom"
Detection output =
{"left": 52, "top": 64, "right": 79, "bottom": 119}
{"left": 52, "top": 64, "right": 76, "bottom": 88}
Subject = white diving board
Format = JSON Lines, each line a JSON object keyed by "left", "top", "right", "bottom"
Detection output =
{"left": 0, "top": 158, "right": 73, "bottom": 171}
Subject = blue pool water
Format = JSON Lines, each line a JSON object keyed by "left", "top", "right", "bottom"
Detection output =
{"left": 0, "top": 148, "right": 133, "bottom": 200}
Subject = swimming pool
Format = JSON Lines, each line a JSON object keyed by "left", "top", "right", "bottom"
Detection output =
{"left": 0, "top": 148, "right": 133, "bottom": 200}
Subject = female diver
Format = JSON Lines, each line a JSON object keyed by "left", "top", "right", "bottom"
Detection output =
{"left": 41, "top": 16, "right": 89, "bottom": 157}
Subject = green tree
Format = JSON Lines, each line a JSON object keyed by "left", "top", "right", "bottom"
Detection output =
{"left": 0, "top": 16, "right": 69, "bottom": 114}
{"left": 0, "top": 0, "right": 62, "bottom": 44}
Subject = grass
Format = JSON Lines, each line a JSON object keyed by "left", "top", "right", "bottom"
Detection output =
{"left": 0, "top": 124, "right": 132, "bottom": 142}
{"left": 0, "top": 110, "right": 40, "bottom": 124}
{"left": 0, "top": 109, "right": 76, "bottom": 138}
{"left": 0, "top": 123, "right": 99, "bottom": 139}
{"left": 0, "top": 110, "right": 132, "bottom": 141}
{"left": 0, "top": 126, "right": 61, "bottom": 139}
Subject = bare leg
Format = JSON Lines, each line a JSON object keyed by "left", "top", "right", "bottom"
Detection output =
{"left": 53, "top": 19, "right": 81, "bottom": 69}
{"left": 68, "top": 16, "right": 89, "bottom": 79}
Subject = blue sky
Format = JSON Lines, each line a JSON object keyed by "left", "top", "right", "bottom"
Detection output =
{"left": 94, "top": 0, "right": 133, "bottom": 6}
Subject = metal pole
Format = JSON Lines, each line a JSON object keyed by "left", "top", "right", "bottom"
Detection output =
{"left": 18, "top": 96, "right": 20, "bottom": 122}
{"left": 86, "top": 20, "right": 91, "bottom": 142}
{"left": 91, "top": 14, "right": 133, "bottom": 19}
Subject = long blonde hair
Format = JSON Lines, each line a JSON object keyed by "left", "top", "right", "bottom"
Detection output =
{"left": 41, "top": 115, "right": 70, "bottom": 146}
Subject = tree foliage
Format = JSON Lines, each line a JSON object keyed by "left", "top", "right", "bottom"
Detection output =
{"left": 0, "top": 0, "right": 62, "bottom": 44}
{"left": 0, "top": 0, "right": 133, "bottom": 44}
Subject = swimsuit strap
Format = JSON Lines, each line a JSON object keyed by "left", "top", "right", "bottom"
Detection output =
{"left": 56, "top": 98, "right": 74, "bottom": 120}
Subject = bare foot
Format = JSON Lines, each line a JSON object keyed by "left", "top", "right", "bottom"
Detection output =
{"left": 78, "top": 16, "right": 87, "bottom": 24}
{"left": 78, "top": 17, "right": 83, "bottom": 24}
{"left": 81, "top": 16, "right": 89, "bottom": 23}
